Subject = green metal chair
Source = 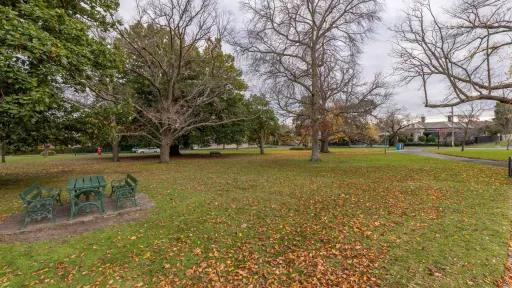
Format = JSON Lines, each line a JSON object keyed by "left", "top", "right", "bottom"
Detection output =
{"left": 111, "top": 174, "right": 138, "bottom": 210}
{"left": 20, "top": 184, "right": 61, "bottom": 228}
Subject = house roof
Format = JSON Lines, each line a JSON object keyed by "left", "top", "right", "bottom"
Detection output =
{"left": 421, "top": 121, "right": 464, "bottom": 130}
{"left": 403, "top": 121, "right": 465, "bottom": 132}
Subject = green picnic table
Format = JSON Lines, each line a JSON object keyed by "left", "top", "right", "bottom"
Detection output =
{"left": 67, "top": 175, "right": 107, "bottom": 219}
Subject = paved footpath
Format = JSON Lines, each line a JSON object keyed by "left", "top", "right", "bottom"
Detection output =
{"left": 401, "top": 148, "right": 507, "bottom": 168}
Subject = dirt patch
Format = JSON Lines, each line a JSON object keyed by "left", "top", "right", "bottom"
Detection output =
{"left": 0, "top": 193, "right": 154, "bottom": 243}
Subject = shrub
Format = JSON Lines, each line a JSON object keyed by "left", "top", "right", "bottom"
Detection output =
{"left": 418, "top": 135, "right": 427, "bottom": 143}
{"left": 427, "top": 135, "right": 437, "bottom": 143}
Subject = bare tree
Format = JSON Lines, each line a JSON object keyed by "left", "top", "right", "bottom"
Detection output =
{"left": 317, "top": 58, "right": 391, "bottom": 152}
{"left": 236, "top": 0, "right": 382, "bottom": 161}
{"left": 378, "top": 106, "right": 413, "bottom": 145}
{"left": 393, "top": 0, "right": 512, "bottom": 108}
{"left": 117, "top": 0, "right": 245, "bottom": 162}
{"left": 458, "top": 102, "right": 485, "bottom": 151}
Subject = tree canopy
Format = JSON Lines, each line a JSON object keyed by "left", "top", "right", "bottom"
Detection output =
{"left": 0, "top": 0, "right": 120, "bottom": 161}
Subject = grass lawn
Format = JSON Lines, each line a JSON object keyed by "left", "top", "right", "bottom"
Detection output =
{"left": 432, "top": 147, "right": 512, "bottom": 161}
{"left": 465, "top": 141, "right": 510, "bottom": 148}
{"left": 0, "top": 148, "right": 511, "bottom": 287}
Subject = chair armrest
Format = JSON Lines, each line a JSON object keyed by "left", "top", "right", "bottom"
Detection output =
{"left": 110, "top": 179, "right": 126, "bottom": 190}
{"left": 111, "top": 179, "right": 125, "bottom": 188}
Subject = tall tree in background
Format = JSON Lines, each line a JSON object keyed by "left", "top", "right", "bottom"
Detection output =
{"left": 378, "top": 106, "right": 413, "bottom": 146}
{"left": 458, "top": 103, "right": 485, "bottom": 152}
{"left": 341, "top": 114, "right": 378, "bottom": 146}
{"left": 118, "top": 0, "right": 247, "bottom": 163}
{"left": 237, "top": 0, "right": 383, "bottom": 161}
{"left": 393, "top": 0, "right": 512, "bottom": 108}
{"left": 82, "top": 101, "right": 138, "bottom": 162}
{"left": 0, "top": 0, "right": 120, "bottom": 162}
{"left": 246, "top": 95, "right": 279, "bottom": 155}
{"left": 190, "top": 92, "right": 249, "bottom": 149}
{"left": 494, "top": 103, "right": 512, "bottom": 150}
{"left": 318, "top": 67, "right": 391, "bottom": 153}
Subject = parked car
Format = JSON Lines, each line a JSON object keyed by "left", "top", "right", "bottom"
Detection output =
{"left": 131, "top": 147, "right": 139, "bottom": 153}
{"left": 135, "top": 147, "right": 160, "bottom": 154}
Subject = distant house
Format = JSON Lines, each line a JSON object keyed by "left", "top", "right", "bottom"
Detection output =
{"left": 401, "top": 116, "right": 492, "bottom": 145}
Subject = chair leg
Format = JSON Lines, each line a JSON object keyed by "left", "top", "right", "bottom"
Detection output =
{"left": 51, "top": 208, "right": 56, "bottom": 223}
{"left": 69, "top": 201, "right": 75, "bottom": 220}
{"left": 22, "top": 214, "right": 29, "bottom": 228}
{"left": 99, "top": 193, "right": 105, "bottom": 214}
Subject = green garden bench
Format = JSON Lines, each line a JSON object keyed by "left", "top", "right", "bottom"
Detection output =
{"left": 210, "top": 151, "right": 221, "bottom": 157}
{"left": 20, "top": 184, "right": 61, "bottom": 228}
{"left": 111, "top": 174, "right": 138, "bottom": 210}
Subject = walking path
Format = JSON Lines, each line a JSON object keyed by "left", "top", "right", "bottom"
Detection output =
{"left": 401, "top": 148, "right": 507, "bottom": 168}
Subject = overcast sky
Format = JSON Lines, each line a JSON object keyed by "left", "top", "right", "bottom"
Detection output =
{"left": 118, "top": 0, "right": 494, "bottom": 121}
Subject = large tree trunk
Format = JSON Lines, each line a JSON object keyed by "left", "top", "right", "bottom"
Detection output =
{"left": 320, "top": 140, "right": 329, "bottom": 153}
{"left": 461, "top": 131, "right": 467, "bottom": 152}
{"left": 311, "top": 120, "right": 321, "bottom": 161}
{"left": 112, "top": 136, "right": 120, "bottom": 162}
{"left": 160, "top": 133, "right": 172, "bottom": 163}
{"left": 320, "top": 129, "right": 329, "bottom": 153}
{"left": 0, "top": 141, "right": 5, "bottom": 163}
{"left": 259, "top": 132, "right": 265, "bottom": 155}
{"left": 310, "top": 42, "right": 321, "bottom": 162}
{"left": 160, "top": 142, "right": 170, "bottom": 163}
{"left": 111, "top": 116, "right": 120, "bottom": 162}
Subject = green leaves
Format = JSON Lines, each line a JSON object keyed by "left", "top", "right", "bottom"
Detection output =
{"left": 0, "top": 0, "right": 120, "bottom": 153}
{"left": 246, "top": 94, "right": 279, "bottom": 144}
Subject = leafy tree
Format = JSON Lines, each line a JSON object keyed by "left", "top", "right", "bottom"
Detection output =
{"left": 0, "top": 0, "right": 120, "bottom": 162}
{"left": 81, "top": 100, "right": 136, "bottom": 162}
{"left": 494, "top": 103, "right": 512, "bottom": 150}
{"left": 246, "top": 95, "right": 279, "bottom": 155}
{"left": 190, "top": 92, "right": 249, "bottom": 149}
{"left": 118, "top": 0, "right": 247, "bottom": 162}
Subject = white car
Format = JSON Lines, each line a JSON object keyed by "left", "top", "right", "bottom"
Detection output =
{"left": 135, "top": 147, "right": 160, "bottom": 154}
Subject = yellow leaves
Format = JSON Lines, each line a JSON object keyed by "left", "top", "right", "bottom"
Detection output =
{"left": 185, "top": 268, "right": 194, "bottom": 276}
